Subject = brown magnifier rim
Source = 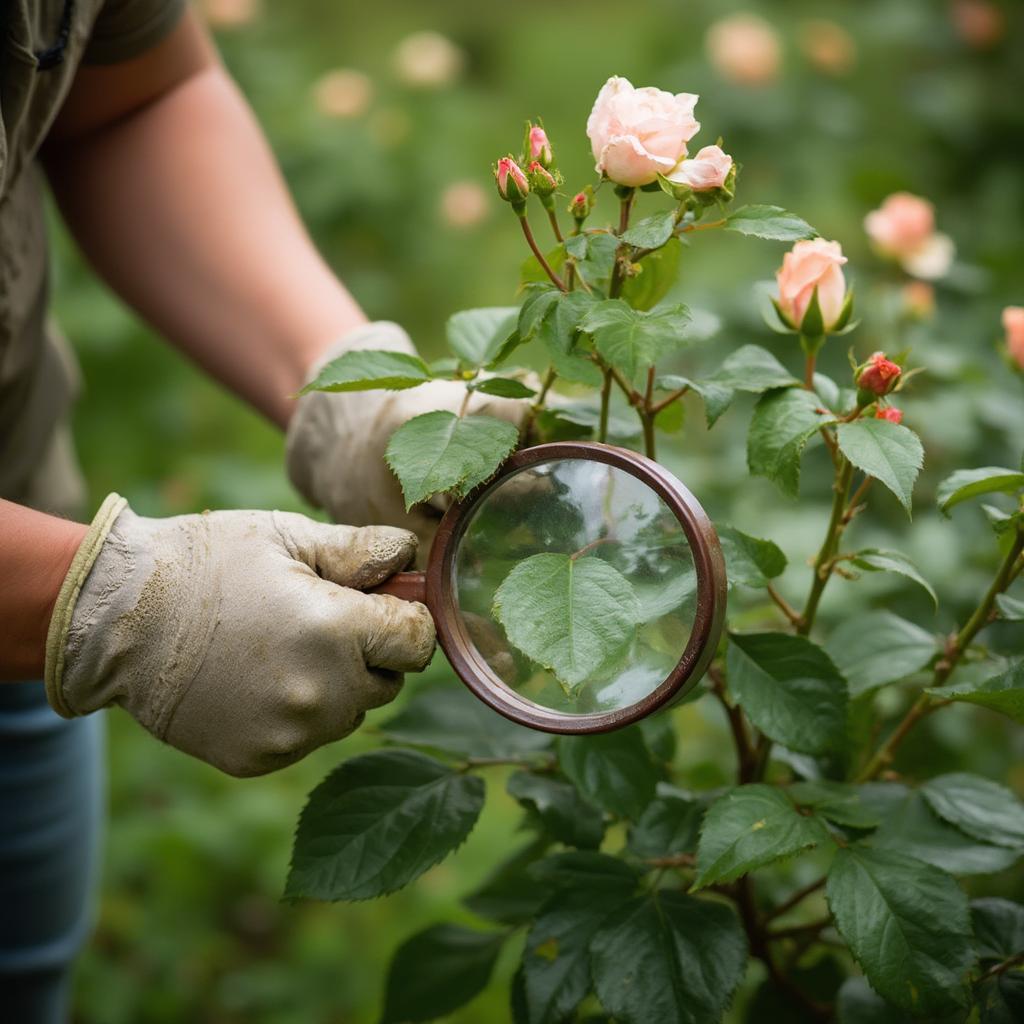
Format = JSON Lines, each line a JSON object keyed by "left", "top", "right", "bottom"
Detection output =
{"left": 425, "top": 441, "right": 727, "bottom": 734}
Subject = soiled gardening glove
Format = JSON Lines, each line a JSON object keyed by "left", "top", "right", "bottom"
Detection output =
{"left": 45, "top": 494, "right": 435, "bottom": 777}
{"left": 286, "top": 321, "right": 527, "bottom": 554}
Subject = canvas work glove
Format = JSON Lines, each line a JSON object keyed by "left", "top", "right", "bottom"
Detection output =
{"left": 286, "top": 321, "right": 527, "bottom": 554}
{"left": 45, "top": 494, "right": 435, "bottom": 777}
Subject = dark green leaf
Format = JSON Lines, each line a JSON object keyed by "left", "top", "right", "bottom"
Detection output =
{"left": 447, "top": 307, "right": 519, "bottom": 367}
{"left": 711, "top": 344, "right": 800, "bottom": 392}
{"left": 463, "top": 838, "right": 554, "bottom": 926}
{"left": 921, "top": 773, "right": 1024, "bottom": 849}
{"left": 590, "top": 891, "right": 747, "bottom": 1024}
{"left": 621, "top": 210, "right": 676, "bottom": 248}
{"left": 529, "top": 851, "right": 643, "bottom": 891}
{"left": 825, "top": 611, "right": 937, "bottom": 697}
{"left": 524, "top": 288, "right": 604, "bottom": 387}
{"left": 470, "top": 376, "right": 537, "bottom": 399}
{"left": 936, "top": 467, "right": 1024, "bottom": 516}
{"left": 300, "top": 349, "right": 432, "bottom": 394}
{"left": 836, "top": 977, "right": 917, "bottom": 1024}
{"left": 493, "top": 553, "right": 641, "bottom": 690}
{"left": 286, "top": 750, "right": 484, "bottom": 901}
{"left": 727, "top": 633, "right": 848, "bottom": 755}
{"left": 621, "top": 237, "right": 683, "bottom": 311}
{"left": 581, "top": 300, "right": 693, "bottom": 380}
{"left": 724, "top": 204, "right": 817, "bottom": 241}
{"left": 926, "top": 660, "right": 1024, "bottom": 724}
{"left": 557, "top": 728, "right": 658, "bottom": 820}
{"left": 788, "top": 780, "right": 881, "bottom": 829}
{"left": 748, "top": 388, "right": 833, "bottom": 499}
{"left": 639, "top": 714, "right": 678, "bottom": 765}
{"left": 380, "top": 685, "right": 551, "bottom": 761}
{"left": 718, "top": 525, "right": 787, "bottom": 588}
{"left": 977, "top": 972, "right": 1024, "bottom": 1024}
{"left": 847, "top": 549, "right": 938, "bottom": 608}
{"left": 826, "top": 846, "right": 975, "bottom": 1016}
{"left": 628, "top": 793, "right": 703, "bottom": 859}
{"left": 836, "top": 420, "right": 924, "bottom": 515}
{"left": 972, "top": 898, "right": 1024, "bottom": 962}
{"left": 694, "top": 784, "right": 830, "bottom": 888}
{"left": 385, "top": 411, "right": 519, "bottom": 508}
{"left": 507, "top": 771, "right": 605, "bottom": 850}
{"left": 380, "top": 924, "right": 505, "bottom": 1023}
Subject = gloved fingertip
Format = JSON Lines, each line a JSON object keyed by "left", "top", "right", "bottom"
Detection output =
{"left": 362, "top": 594, "right": 436, "bottom": 672}
{"left": 354, "top": 525, "right": 419, "bottom": 584}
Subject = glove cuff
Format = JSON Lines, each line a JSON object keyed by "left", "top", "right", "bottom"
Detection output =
{"left": 44, "top": 492, "right": 128, "bottom": 718}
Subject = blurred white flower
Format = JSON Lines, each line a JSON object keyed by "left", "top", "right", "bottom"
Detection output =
{"left": 312, "top": 69, "right": 373, "bottom": 119}
{"left": 393, "top": 31, "right": 465, "bottom": 88}
{"left": 902, "top": 233, "right": 956, "bottom": 281}
{"left": 705, "top": 13, "right": 781, "bottom": 87}
{"left": 440, "top": 181, "right": 490, "bottom": 229}
{"left": 198, "top": 0, "right": 260, "bottom": 29}
{"left": 799, "top": 19, "right": 856, "bottom": 76}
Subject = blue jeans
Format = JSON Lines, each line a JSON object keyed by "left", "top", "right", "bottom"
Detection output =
{"left": 0, "top": 681, "right": 104, "bottom": 1023}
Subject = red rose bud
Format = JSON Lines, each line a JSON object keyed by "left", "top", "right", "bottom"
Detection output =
{"left": 876, "top": 406, "right": 903, "bottom": 425}
{"left": 527, "top": 124, "right": 554, "bottom": 167}
{"left": 495, "top": 156, "right": 529, "bottom": 209}
{"left": 568, "top": 187, "right": 594, "bottom": 222}
{"left": 857, "top": 352, "right": 902, "bottom": 396}
{"left": 527, "top": 161, "right": 560, "bottom": 197}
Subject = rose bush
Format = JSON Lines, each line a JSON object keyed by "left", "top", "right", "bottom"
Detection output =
{"left": 291, "top": 75, "right": 1024, "bottom": 1024}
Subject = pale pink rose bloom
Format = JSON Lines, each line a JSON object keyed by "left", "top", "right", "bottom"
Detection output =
{"left": 799, "top": 19, "right": 857, "bottom": 76}
{"left": 665, "top": 145, "right": 733, "bottom": 191}
{"left": 902, "top": 233, "right": 955, "bottom": 280}
{"left": 393, "top": 31, "right": 464, "bottom": 88}
{"left": 199, "top": 0, "right": 259, "bottom": 28}
{"left": 705, "top": 14, "right": 781, "bottom": 87}
{"left": 1003, "top": 307, "right": 1024, "bottom": 370}
{"left": 586, "top": 76, "right": 701, "bottom": 188}
{"left": 312, "top": 69, "right": 373, "bottom": 119}
{"left": 775, "top": 239, "right": 848, "bottom": 329}
{"left": 864, "top": 192, "right": 954, "bottom": 279}
{"left": 440, "top": 182, "right": 489, "bottom": 229}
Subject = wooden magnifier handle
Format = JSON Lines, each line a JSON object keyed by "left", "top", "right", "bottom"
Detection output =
{"left": 369, "top": 570, "right": 428, "bottom": 603}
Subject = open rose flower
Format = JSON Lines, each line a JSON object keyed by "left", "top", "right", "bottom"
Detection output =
{"left": 864, "top": 192, "right": 955, "bottom": 280}
{"left": 586, "top": 76, "right": 700, "bottom": 187}
{"left": 1003, "top": 306, "right": 1024, "bottom": 370}
{"left": 665, "top": 145, "right": 732, "bottom": 192}
{"left": 776, "top": 238, "right": 849, "bottom": 331}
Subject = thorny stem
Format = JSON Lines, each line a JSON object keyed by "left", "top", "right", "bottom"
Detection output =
{"left": 521, "top": 366, "right": 557, "bottom": 443}
{"left": 519, "top": 214, "right": 567, "bottom": 292}
{"left": 710, "top": 665, "right": 756, "bottom": 783}
{"left": 640, "top": 367, "right": 657, "bottom": 459}
{"left": 546, "top": 206, "right": 564, "bottom": 243}
{"left": 856, "top": 524, "right": 1024, "bottom": 782}
{"left": 649, "top": 383, "right": 690, "bottom": 417}
{"left": 980, "top": 951, "right": 1024, "bottom": 982}
{"left": 608, "top": 190, "right": 635, "bottom": 299}
{"left": 842, "top": 476, "right": 873, "bottom": 525}
{"left": 804, "top": 352, "right": 817, "bottom": 390}
{"left": 457, "top": 388, "right": 473, "bottom": 418}
{"left": 767, "top": 582, "right": 803, "bottom": 628}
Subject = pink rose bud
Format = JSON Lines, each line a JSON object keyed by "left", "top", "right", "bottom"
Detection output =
{"left": 568, "top": 188, "right": 593, "bottom": 222}
{"left": 705, "top": 14, "right": 781, "bottom": 87}
{"left": 858, "top": 352, "right": 902, "bottom": 396}
{"left": 665, "top": 144, "right": 733, "bottom": 192}
{"left": 1003, "top": 306, "right": 1024, "bottom": 370}
{"left": 864, "top": 192, "right": 955, "bottom": 280}
{"left": 876, "top": 406, "right": 903, "bottom": 425}
{"left": 527, "top": 124, "right": 554, "bottom": 167}
{"left": 527, "top": 161, "right": 559, "bottom": 196}
{"left": 587, "top": 76, "right": 701, "bottom": 187}
{"left": 775, "top": 238, "right": 849, "bottom": 332}
{"left": 495, "top": 156, "right": 529, "bottom": 208}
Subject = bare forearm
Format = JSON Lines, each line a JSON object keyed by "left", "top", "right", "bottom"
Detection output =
{"left": 44, "top": 17, "right": 365, "bottom": 427}
{"left": 0, "top": 501, "right": 87, "bottom": 680}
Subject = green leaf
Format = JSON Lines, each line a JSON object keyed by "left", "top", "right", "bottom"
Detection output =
{"left": 921, "top": 773, "right": 1024, "bottom": 849}
{"left": 285, "top": 750, "right": 484, "bottom": 901}
{"left": 621, "top": 210, "right": 677, "bottom": 248}
{"left": 620, "top": 237, "right": 683, "bottom": 311}
{"left": 847, "top": 549, "right": 938, "bottom": 608}
{"left": 694, "top": 784, "right": 830, "bottom": 888}
{"left": 379, "top": 685, "right": 551, "bottom": 761}
{"left": 836, "top": 419, "right": 924, "bottom": 515}
{"left": 836, "top": 977, "right": 917, "bottom": 1024}
{"left": 727, "top": 633, "right": 848, "bottom": 755}
{"left": 718, "top": 525, "right": 787, "bottom": 588}
{"left": 627, "top": 793, "right": 703, "bottom": 859}
{"left": 936, "top": 467, "right": 1024, "bottom": 516}
{"left": 788, "top": 780, "right": 881, "bottom": 829}
{"left": 826, "top": 846, "right": 975, "bottom": 1016}
{"left": 996, "top": 593, "right": 1024, "bottom": 620}
{"left": 871, "top": 787, "right": 1023, "bottom": 876}
{"left": 927, "top": 660, "right": 1024, "bottom": 724}
{"left": 447, "top": 307, "right": 519, "bottom": 367}
{"left": 529, "top": 851, "right": 643, "bottom": 891}
{"left": 463, "top": 838, "right": 554, "bottom": 926}
{"left": 299, "top": 349, "right": 432, "bottom": 394}
{"left": 825, "top": 611, "right": 938, "bottom": 697}
{"left": 712, "top": 344, "right": 800, "bottom": 392}
{"left": 581, "top": 300, "right": 692, "bottom": 380}
{"left": 972, "top": 898, "right": 1024, "bottom": 962}
{"left": 380, "top": 924, "right": 505, "bottom": 1024}
{"left": 747, "top": 388, "right": 833, "bottom": 499}
{"left": 984, "top": 504, "right": 1023, "bottom": 536}
{"left": 556, "top": 728, "right": 659, "bottom": 820}
{"left": 521, "top": 288, "right": 604, "bottom": 387}
{"left": 470, "top": 376, "right": 537, "bottom": 399}
{"left": 977, "top": 971, "right": 1024, "bottom": 1024}
{"left": 507, "top": 771, "right": 605, "bottom": 850}
{"left": 657, "top": 373, "right": 734, "bottom": 428}
{"left": 385, "top": 411, "right": 520, "bottom": 509}
{"left": 493, "top": 553, "right": 641, "bottom": 691}
{"left": 724, "top": 204, "right": 817, "bottom": 242}
{"left": 590, "top": 891, "right": 747, "bottom": 1024}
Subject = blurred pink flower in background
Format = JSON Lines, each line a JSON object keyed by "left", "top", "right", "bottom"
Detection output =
{"left": 950, "top": 0, "right": 1005, "bottom": 49}
{"left": 393, "top": 31, "right": 465, "bottom": 88}
{"left": 1003, "top": 307, "right": 1024, "bottom": 370}
{"left": 312, "top": 70, "right": 373, "bottom": 119}
{"left": 587, "top": 76, "right": 700, "bottom": 187}
{"left": 864, "top": 192, "right": 955, "bottom": 280}
{"left": 776, "top": 239, "right": 849, "bottom": 330}
{"left": 197, "top": 0, "right": 260, "bottom": 28}
{"left": 799, "top": 19, "right": 857, "bottom": 76}
{"left": 902, "top": 281, "right": 936, "bottom": 320}
{"left": 665, "top": 145, "right": 732, "bottom": 191}
{"left": 876, "top": 407, "right": 904, "bottom": 424}
{"left": 440, "top": 182, "right": 490, "bottom": 229}
{"left": 705, "top": 14, "right": 781, "bottom": 87}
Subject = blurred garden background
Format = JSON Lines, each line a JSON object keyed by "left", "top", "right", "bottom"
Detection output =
{"left": 55, "top": 0, "right": 1024, "bottom": 1020}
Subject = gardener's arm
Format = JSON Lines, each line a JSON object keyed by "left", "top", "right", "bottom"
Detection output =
{"left": 43, "top": 9, "right": 363, "bottom": 428}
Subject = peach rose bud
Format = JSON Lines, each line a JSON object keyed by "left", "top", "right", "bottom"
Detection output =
{"left": 705, "top": 14, "right": 781, "bottom": 87}
{"left": 495, "top": 157, "right": 529, "bottom": 209}
{"left": 876, "top": 406, "right": 903, "bottom": 425}
{"left": 665, "top": 145, "right": 733, "bottom": 192}
{"left": 587, "top": 76, "right": 701, "bottom": 188}
{"left": 1003, "top": 306, "right": 1024, "bottom": 370}
{"left": 775, "top": 239, "right": 849, "bottom": 332}
{"left": 527, "top": 125, "right": 554, "bottom": 167}
{"left": 858, "top": 352, "right": 902, "bottom": 396}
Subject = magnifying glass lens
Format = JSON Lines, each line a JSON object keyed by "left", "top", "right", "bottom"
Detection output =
{"left": 452, "top": 459, "right": 698, "bottom": 715}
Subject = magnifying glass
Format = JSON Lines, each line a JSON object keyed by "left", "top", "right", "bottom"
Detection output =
{"left": 372, "top": 442, "right": 726, "bottom": 734}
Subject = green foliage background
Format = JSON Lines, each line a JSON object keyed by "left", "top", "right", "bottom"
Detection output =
{"left": 55, "top": 0, "right": 1024, "bottom": 1020}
